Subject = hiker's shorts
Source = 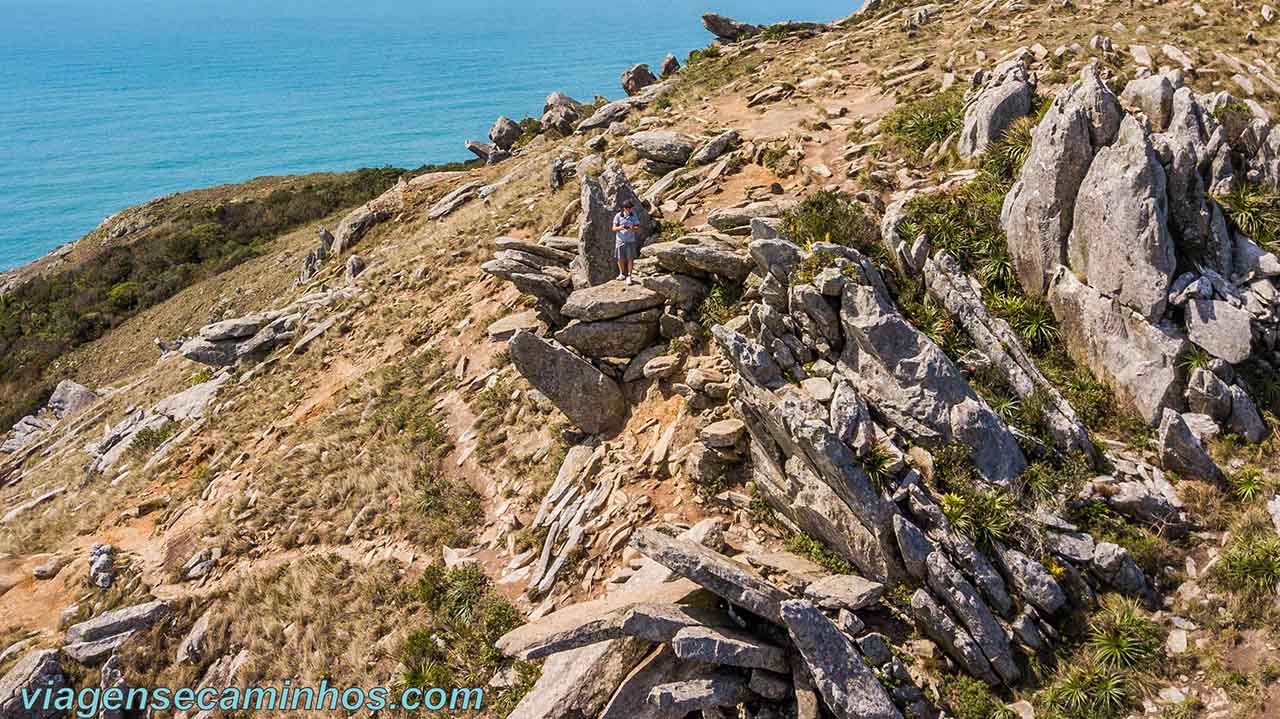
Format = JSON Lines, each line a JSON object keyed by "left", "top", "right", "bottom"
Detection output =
{"left": 616, "top": 240, "right": 638, "bottom": 262}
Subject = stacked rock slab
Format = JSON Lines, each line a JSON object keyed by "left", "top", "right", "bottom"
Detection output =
{"left": 501, "top": 521, "right": 914, "bottom": 719}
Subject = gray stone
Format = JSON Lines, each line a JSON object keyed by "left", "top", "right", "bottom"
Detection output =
{"left": 630, "top": 528, "right": 790, "bottom": 623}
{"left": 893, "top": 515, "right": 936, "bottom": 581}
{"left": 1047, "top": 268, "right": 1188, "bottom": 424}
{"left": 427, "top": 180, "right": 483, "bottom": 219}
{"left": 700, "top": 419, "right": 746, "bottom": 448}
{"left": 47, "top": 380, "right": 98, "bottom": 418}
{"left": 779, "top": 599, "right": 902, "bottom": 719}
{"left": 488, "top": 310, "right": 545, "bottom": 341}
{"left": 909, "top": 589, "right": 999, "bottom": 686}
{"left": 670, "top": 626, "right": 788, "bottom": 672}
{"left": 701, "top": 13, "right": 761, "bottom": 40}
{"left": 748, "top": 239, "right": 803, "bottom": 283}
{"left": 803, "top": 574, "right": 884, "bottom": 612}
{"left": 627, "top": 130, "right": 696, "bottom": 165}
{"left": 642, "top": 238, "right": 753, "bottom": 282}
{"left": 1186, "top": 300, "right": 1253, "bottom": 363}
{"left": 692, "top": 130, "right": 739, "bottom": 165}
{"left": 177, "top": 608, "right": 213, "bottom": 664}
{"left": 995, "top": 544, "right": 1066, "bottom": 615}
{"left": 1002, "top": 64, "right": 1122, "bottom": 296}
{"left": 62, "top": 633, "right": 134, "bottom": 666}
{"left": 839, "top": 279, "right": 1027, "bottom": 487}
{"left": 1158, "top": 408, "right": 1224, "bottom": 481}
{"left": 748, "top": 670, "right": 790, "bottom": 701}
{"left": 1068, "top": 115, "right": 1174, "bottom": 322}
{"left": 577, "top": 101, "right": 632, "bottom": 132}
{"left": 1186, "top": 367, "right": 1232, "bottom": 420}
{"left": 640, "top": 273, "right": 708, "bottom": 310}
{"left": 959, "top": 61, "right": 1033, "bottom": 157}
{"left": 490, "top": 116, "right": 523, "bottom": 150}
{"left": 857, "top": 633, "right": 893, "bottom": 667}
{"left": 1121, "top": 74, "right": 1175, "bottom": 131}
{"left": 708, "top": 200, "right": 797, "bottom": 231}
{"left": 647, "top": 674, "right": 751, "bottom": 715}
{"left": 660, "top": 53, "right": 680, "bottom": 77}
{"left": 508, "top": 330, "right": 627, "bottom": 434}
{"left": 65, "top": 600, "right": 169, "bottom": 646}
{"left": 1226, "top": 385, "right": 1267, "bottom": 443}
{"left": 829, "top": 380, "right": 875, "bottom": 454}
{"left": 711, "top": 325, "right": 784, "bottom": 389}
{"left": 98, "top": 653, "right": 127, "bottom": 719}
{"left": 0, "top": 649, "right": 65, "bottom": 719}
{"left": 622, "top": 64, "right": 658, "bottom": 96}
{"left": 925, "top": 552, "right": 1020, "bottom": 684}
{"left": 1091, "top": 542, "right": 1150, "bottom": 598}
{"left": 562, "top": 282, "right": 665, "bottom": 321}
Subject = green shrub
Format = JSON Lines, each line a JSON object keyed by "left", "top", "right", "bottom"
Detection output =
{"left": 127, "top": 422, "right": 176, "bottom": 458}
{"left": 981, "top": 115, "right": 1037, "bottom": 182}
{"left": 694, "top": 282, "right": 744, "bottom": 332}
{"left": 1217, "top": 182, "right": 1280, "bottom": 252}
{"left": 1230, "top": 465, "right": 1272, "bottom": 502}
{"left": 1215, "top": 516, "right": 1280, "bottom": 596}
{"left": 781, "top": 190, "right": 880, "bottom": 251}
{"left": 1039, "top": 661, "right": 1135, "bottom": 719}
{"left": 785, "top": 533, "right": 855, "bottom": 574}
{"left": 1087, "top": 595, "right": 1161, "bottom": 671}
{"left": 400, "top": 563, "right": 536, "bottom": 702}
{"left": 882, "top": 87, "right": 965, "bottom": 154}
{"left": 942, "top": 674, "right": 1015, "bottom": 719}
{"left": 940, "top": 487, "right": 1017, "bottom": 548}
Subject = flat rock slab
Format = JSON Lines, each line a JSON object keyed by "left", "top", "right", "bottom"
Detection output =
{"left": 62, "top": 632, "right": 134, "bottom": 666}
{"left": 64, "top": 600, "right": 168, "bottom": 645}
{"left": 508, "top": 330, "right": 627, "bottom": 435}
{"left": 670, "top": 626, "right": 789, "bottom": 673}
{"left": 562, "top": 282, "right": 666, "bottom": 322}
{"left": 802, "top": 574, "right": 884, "bottom": 612}
{"left": 647, "top": 674, "right": 753, "bottom": 716}
{"left": 496, "top": 579, "right": 703, "bottom": 660}
{"left": 780, "top": 599, "right": 901, "bottom": 719}
{"left": 487, "top": 310, "right": 545, "bottom": 341}
{"left": 630, "top": 528, "right": 790, "bottom": 623}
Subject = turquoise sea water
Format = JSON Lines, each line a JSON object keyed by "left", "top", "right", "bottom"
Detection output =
{"left": 0, "top": 0, "right": 856, "bottom": 270}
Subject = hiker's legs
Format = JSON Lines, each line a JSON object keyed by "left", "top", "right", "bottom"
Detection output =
{"left": 617, "top": 256, "right": 627, "bottom": 277}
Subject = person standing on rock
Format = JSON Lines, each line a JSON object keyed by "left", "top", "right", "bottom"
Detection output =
{"left": 613, "top": 199, "right": 641, "bottom": 284}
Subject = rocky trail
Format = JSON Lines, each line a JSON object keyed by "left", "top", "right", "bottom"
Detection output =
{"left": 2, "top": 1, "right": 1280, "bottom": 718}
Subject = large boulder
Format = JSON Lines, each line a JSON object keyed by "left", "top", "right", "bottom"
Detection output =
{"left": 1186, "top": 299, "right": 1254, "bottom": 363}
{"left": 0, "top": 649, "right": 65, "bottom": 719}
{"left": 1047, "top": 268, "right": 1188, "bottom": 424}
{"left": 562, "top": 282, "right": 665, "bottom": 321}
{"left": 691, "top": 130, "right": 740, "bottom": 165}
{"left": 490, "top": 116, "right": 523, "bottom": 150}
{"left": 621, "top": 64, "right": 658, "bottom": 96}
{"left": 1067, "top": 115, "right": 1175, "bottom": 322}
{"left": 508, "top": 331, "right": 627, "bottom": 434}
{"left": 958, "top": 60, "right": 1033, "bottom": 157}
{"left": 627, "top": 130, "right": 696, "bottom": 165}
{"left": 838, "top": 279, "right": 1027, "bottom": 487}
{"left": 701, "top": 13, "right": 761, "bottom": 40}
{"left": 577, "top": 101, "right": 632, "bottom": 132}
{"left": 641, "top": 237, "right": 753, "bottom": 282}
{"left": 1002, "top": 64, "right": 1122, "bottom": 297}
{"left": 910, "top": 589, "right": 999, "bottom": 686}
{"left": 1158, "top": 408, "right": 1225, "bottom": 482}
{"left": 47, "top": 380, "right": 98, "bottom": 418}
{"left": 554, "top": 312, "right": 660, "bottom": 358}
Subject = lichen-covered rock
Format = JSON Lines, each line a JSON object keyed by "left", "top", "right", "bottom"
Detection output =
{"left": 627, "top": 130, "right": 696, "bottom": 165}
{"left": 1067, "top": 115, "right": 1175, "bottom": 322}
{"left": 958, "top": 60, "right": 1033, "bottom": 157}
{"left": 838, "top": 279, "right": 1027, "bottom": 487}
{"left": 1158, "top": 408, "right": 1225, "bottom": 482}
{"left": 1002, "top": 64, "right": 1122, "bottom": 297}
{"left": 780, "top": 599, "right": 902, "bottom": 719}
{"left": 1047, "top": 268, "right": 1188, "bottom": 424}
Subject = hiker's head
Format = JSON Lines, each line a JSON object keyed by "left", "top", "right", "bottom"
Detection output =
{"left": 622, "top": 200, "right": 634, "bottom": 212}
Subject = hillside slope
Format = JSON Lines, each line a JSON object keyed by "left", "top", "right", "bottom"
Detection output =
{"left": 2, "top": 1, "right": 1280, "bottom": 718}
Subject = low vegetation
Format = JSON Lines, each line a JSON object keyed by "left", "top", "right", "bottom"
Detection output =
{"left": 881, "top": 87, "right": 965, "bottom": 155}
{"left": 781, "top": 190, "right": 880, "bottom": 252}
{"left": 1217, "top": 181, "right": 1280, "bottom": 253}
{"left": 0, "top": 167, "right": 407, "bottom": 431}
{"left": 399, "top": 563, "right": 537, "bottom": 714}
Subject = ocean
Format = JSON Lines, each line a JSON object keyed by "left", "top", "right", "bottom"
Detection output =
{"left": 0, "top": 0, "right": 857, "bottom": 271}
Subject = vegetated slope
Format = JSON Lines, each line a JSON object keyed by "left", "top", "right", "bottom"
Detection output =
{"left": 1, "top": 1, "right": 1279, "bottom": 719}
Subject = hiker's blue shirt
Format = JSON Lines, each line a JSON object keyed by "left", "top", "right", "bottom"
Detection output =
{"left": 614, "top": 211, "right": 639, "bottom": 244}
